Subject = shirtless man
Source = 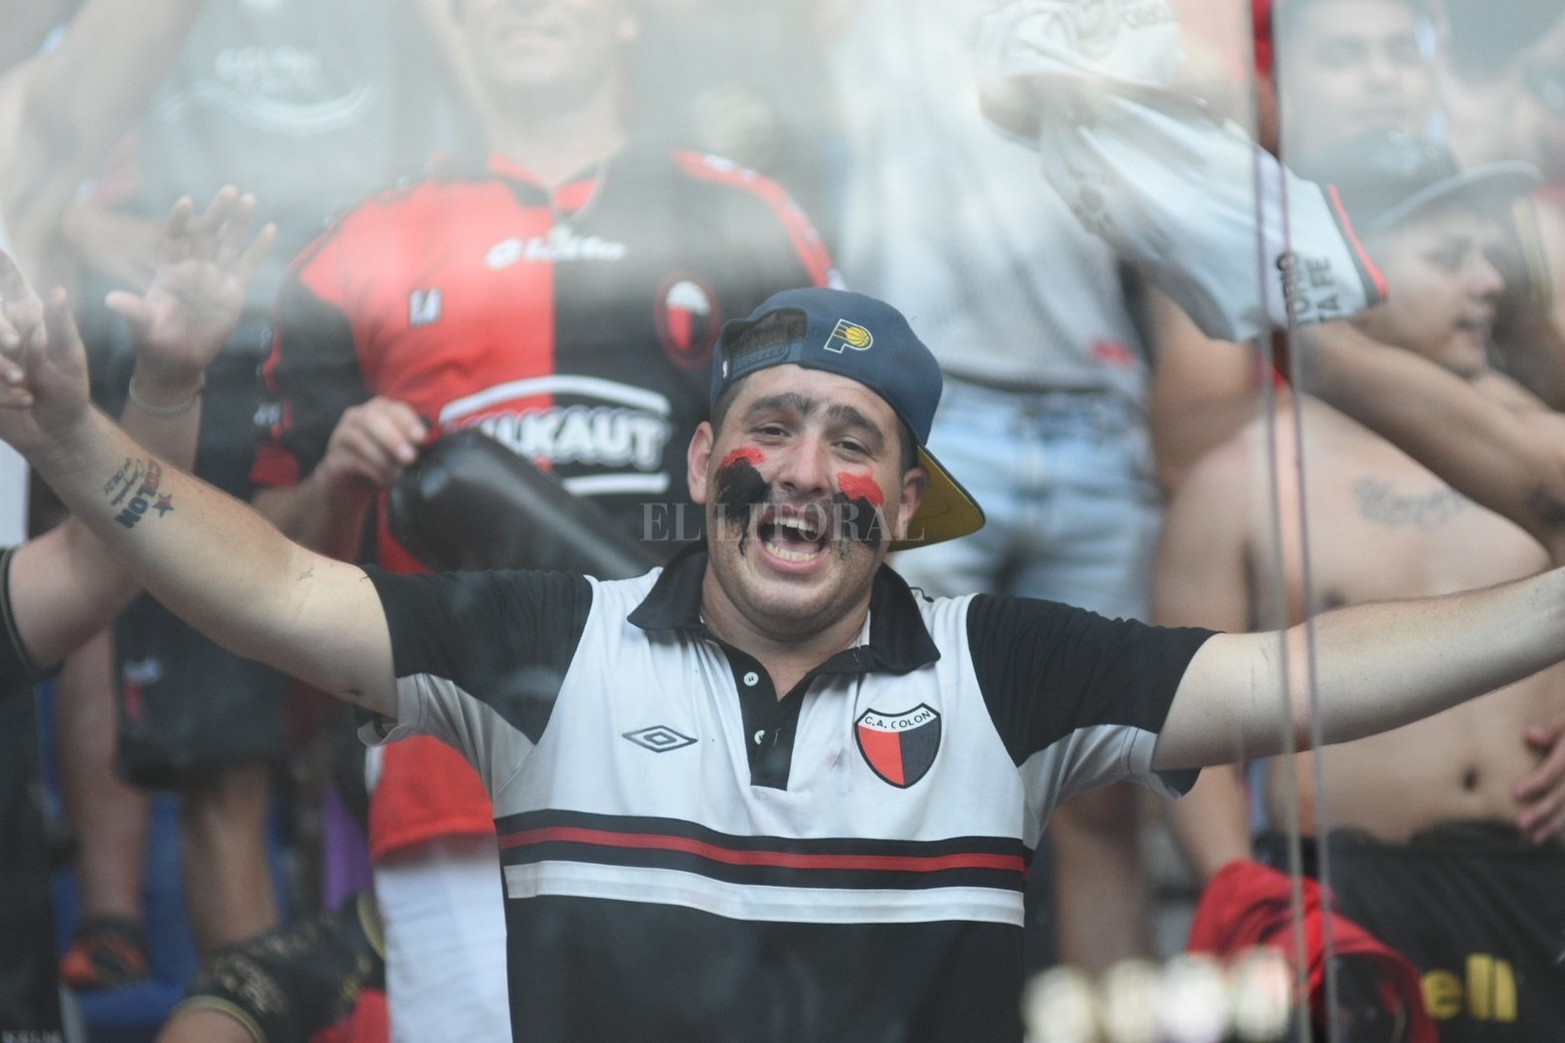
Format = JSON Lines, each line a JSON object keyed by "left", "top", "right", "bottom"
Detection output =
{"left": 1158, "top": 132, "right": 1565, "bottom": 1037}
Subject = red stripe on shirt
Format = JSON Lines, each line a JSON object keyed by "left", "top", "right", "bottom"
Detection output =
{"left": 501, "top": 825, "right": 1025, "bottom": 874}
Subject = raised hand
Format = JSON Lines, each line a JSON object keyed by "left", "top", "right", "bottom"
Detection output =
{"left": 0, "top": 250, "right": 47, "bottom": 410}
{"left": 105, "top": 186, "right": 276, "bottom": 385}
{"left": 0, "top": 251, "right": 93, "bottom": 454}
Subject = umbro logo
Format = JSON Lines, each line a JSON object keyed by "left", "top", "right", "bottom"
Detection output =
{"left": 622, "top": 725, "right": 697, "bottom": 752}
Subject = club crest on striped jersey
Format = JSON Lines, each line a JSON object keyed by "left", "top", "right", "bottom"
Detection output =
{"left": 655, "top": 272, "right": 721, "bottom": 370}
{"left": 855, "top": 705, "right": 940, "bottom": 788}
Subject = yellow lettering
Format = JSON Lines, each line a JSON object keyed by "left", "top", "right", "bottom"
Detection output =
{"left": 1423, "top": 970, "right": 1463, "bottom": 1020}
{"left": 1465, "top": 954, "right": 1519, "bottom": 1022}
{"left": 1468, "top": 954, "right": 1492, "bottom": 1020}
{"left": 1489, "top": 957, "right": 1517, "bottom": 1022}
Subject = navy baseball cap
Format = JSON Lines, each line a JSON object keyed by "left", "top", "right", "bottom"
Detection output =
{"left": 709, "top": 288, "right": 985, "bottom": 551}
{"left": 1298, "top": 131, "right": 1540, "bottom": 234}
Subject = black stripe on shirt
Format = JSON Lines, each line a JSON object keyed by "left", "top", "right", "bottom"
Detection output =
{"left": 495, "top": 809, "right": 1028, "bottom": 894}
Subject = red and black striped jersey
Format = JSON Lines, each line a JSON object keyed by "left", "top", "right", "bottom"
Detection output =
{"left": 253, "top": 142, "right": 835, "bottom": 571}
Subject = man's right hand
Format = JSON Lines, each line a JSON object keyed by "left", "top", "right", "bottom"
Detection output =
{"left": 0, "top": 253, "right": 92, "bottom": 453}
{"left": 317, "top": 396, "right": 430, "bottom": 496}
{"left": 253, "top": 397, "right": 428, "bottom": 562}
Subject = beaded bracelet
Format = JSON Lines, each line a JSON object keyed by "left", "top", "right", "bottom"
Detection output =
{"left": 127, "top": 372, "right": 206, "bottom": 418}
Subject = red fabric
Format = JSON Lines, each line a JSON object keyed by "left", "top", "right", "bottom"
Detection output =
{"left": 1187, "top": 859, "right": 1436, "bottom": 1043}
{"left": 1251, "top": 0, "right": 1274, "bottom": 79}
{"left": 308, "top": 987, "right": 388, "bottom": 1043}
{"left": 368, "top": 736, "right": 495, "bottom": 857}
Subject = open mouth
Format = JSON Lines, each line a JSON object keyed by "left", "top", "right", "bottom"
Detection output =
{"left": 1349, "top": 104, "right": 1409, "bottom": 133}
{"left": 1454, "top": 314, "right": 1492, "bottom": 339}
{"left": 758, "top": 510, "right": 829, "bottom": 563}
{"left": 494, "top": 17, "right": 569, "bottom": 46}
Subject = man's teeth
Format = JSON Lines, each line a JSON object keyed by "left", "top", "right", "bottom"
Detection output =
{"left": 762, "top": 516, "right": 825, "bottom": 561}
{"left": 765, "top": 541, "right": 819, "bottom": 562}
{"left": 776, "top": 516, "right": 822, "bottom": 540}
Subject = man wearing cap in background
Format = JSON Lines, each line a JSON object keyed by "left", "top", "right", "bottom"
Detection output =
{"left": 16, "top": 284, "right": 1565, "bottom": 1040}
{"left": 1435, "top": 0, "right": 1565, "bottom": 410}
{"left": 1160, "top": 132, "right": 1565, "bottom": 1038}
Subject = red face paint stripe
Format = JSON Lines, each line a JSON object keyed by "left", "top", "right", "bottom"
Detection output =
{"left": 836, "top": 472, "right": 884, "bottom": 506}
{"left": 500, "top": 826, "right": 1024, "bottom": 874}
{"left": 720, "top": 448, "right": 765, "bottom": 469}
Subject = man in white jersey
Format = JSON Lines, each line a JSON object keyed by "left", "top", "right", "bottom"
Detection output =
{"left": 11, "top": 286, "right": 1565, "bottom": 1041}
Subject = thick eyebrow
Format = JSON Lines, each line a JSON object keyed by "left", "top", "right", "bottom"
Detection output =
{"left": 825, "top": 402, "right": 888, "bottom": 453}
{"left": 741, "top": 392, "right": 888, "bottom": 453}
{"left": 742, "top": 391, "right": 815, "bottom": 422}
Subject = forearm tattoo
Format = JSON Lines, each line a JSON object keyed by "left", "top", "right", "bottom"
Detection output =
{"left": 105, "top": 456, "right": 174, "bottom": 529}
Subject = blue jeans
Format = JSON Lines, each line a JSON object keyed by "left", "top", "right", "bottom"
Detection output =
{"left": 895, "top": 377, "right": 1162, "bottom": 621}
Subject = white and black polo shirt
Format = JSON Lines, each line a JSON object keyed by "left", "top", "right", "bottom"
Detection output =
{"left": 367, "top": 546, "right": 1212, "bottom": 1042}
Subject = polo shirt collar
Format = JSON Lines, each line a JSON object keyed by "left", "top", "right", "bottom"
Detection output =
{"left": 627, "top": 543, "right": 940, "bottom": 675}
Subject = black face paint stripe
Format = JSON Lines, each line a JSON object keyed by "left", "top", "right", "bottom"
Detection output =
{"left": 832, "top": 492, "right": 886, "bottom": 548}
{"left": 716, "top": 457, "right": 767, "bottom": 552}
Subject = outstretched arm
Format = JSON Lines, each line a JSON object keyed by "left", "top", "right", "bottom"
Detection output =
{"left": 1298, "top": 319, "right": 1565, "bottom": 565}
{"left": 3, "top": 190, "right": 276, "bottom": 668}
{"left": 0, "top": 290, "right": 396, "bottom": 714}
{"left": 1155, "top": 569, "right": 1565, "bottom": 771}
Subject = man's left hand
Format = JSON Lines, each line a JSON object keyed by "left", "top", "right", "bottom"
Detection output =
{"left": 1515, "top": 716, "right": 1565, "bottom": 842}
{"left": 105, "top": 186, "right": 276, "bottom": 385}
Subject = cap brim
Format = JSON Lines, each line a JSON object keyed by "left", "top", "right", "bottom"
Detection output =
{"left": 891, "top": 447, "right": 985, "bottom": 552}
{"left": 1368, "top": 162, "right": 1541, "bottom": 233}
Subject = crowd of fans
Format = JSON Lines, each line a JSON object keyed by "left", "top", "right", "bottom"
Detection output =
{"left": 3, "top": 0, "right": 1564, "bottom": 1040}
